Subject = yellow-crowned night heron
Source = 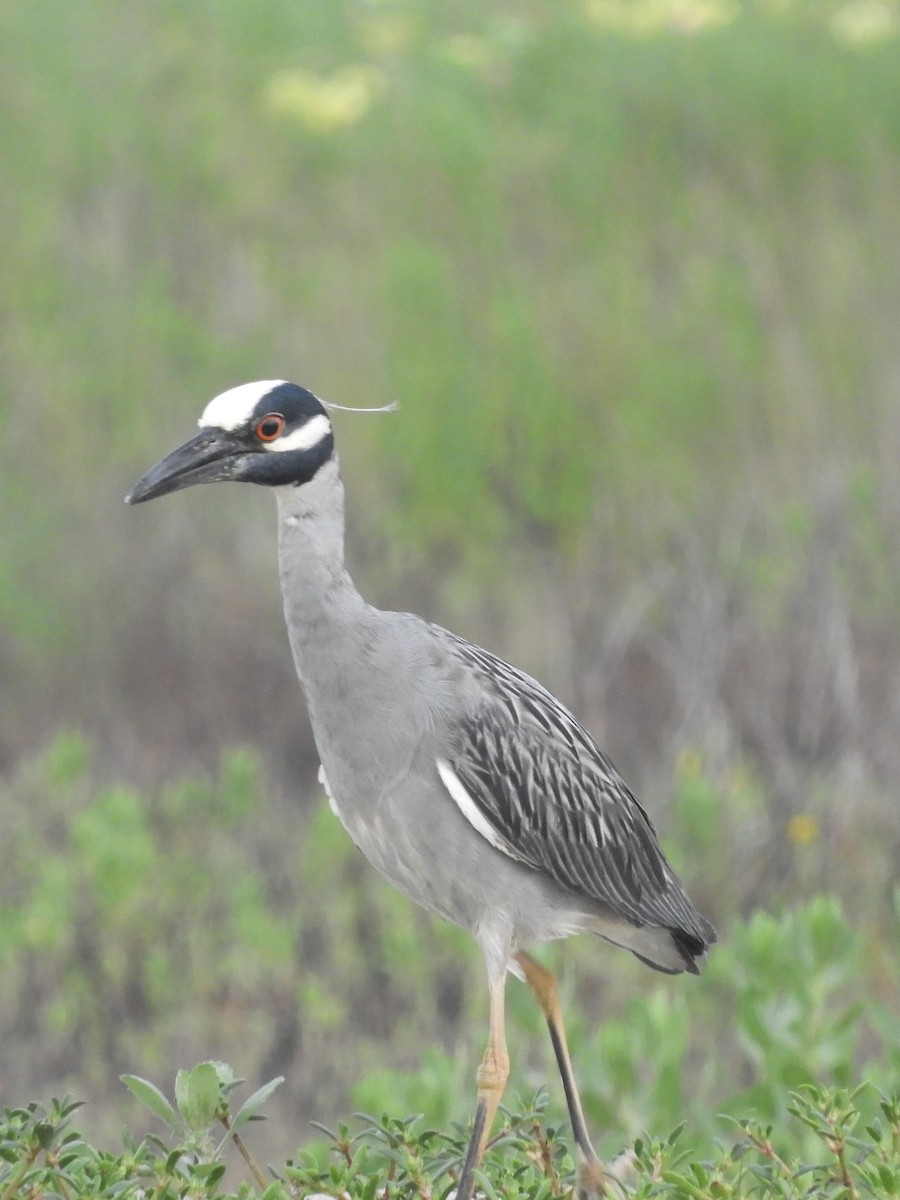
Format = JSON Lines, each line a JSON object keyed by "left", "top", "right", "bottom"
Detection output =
{"left": 127, "top": 381, "right": 715, "bottom": 1198}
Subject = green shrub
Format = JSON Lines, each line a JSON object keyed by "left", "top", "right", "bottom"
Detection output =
{"left": 3, "top": 1073, "right": 898, "bottom": 1199}
{"left": 2, "top": 734, "right": 897, "bottom": 1156}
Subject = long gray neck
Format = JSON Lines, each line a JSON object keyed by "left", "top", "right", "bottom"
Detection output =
{"left": 274, "top": 458, "right": 369, "bottom": 676}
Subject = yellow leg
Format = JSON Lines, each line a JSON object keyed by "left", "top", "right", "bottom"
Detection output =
{"left": 515, "top": 951, "right": 608, "bottom": 1198}
{"left": 456, "top": 972, "right": 510, "bottom": 1200}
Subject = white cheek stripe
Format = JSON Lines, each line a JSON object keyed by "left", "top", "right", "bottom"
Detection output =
{"left": 265, "top": 413, "right": 332, "bottom": 453}
{"left": 199, "top": 380, "right": 288, "bottom": 431}
{"left": 436, "top": 758, "right": 513, "bottom": 858}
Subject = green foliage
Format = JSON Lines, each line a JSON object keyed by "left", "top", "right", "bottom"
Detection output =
{"left": 2, "top": 1078, "right": 899, "bottom": 1199}
{"left": 2, "top": 733, "right": 897, "bottom": 1156}
{"left": 120, "top": 1060, "right": 283, "bottom": 1184}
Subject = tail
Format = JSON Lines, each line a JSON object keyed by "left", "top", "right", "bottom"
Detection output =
{"left": 634, "top": 915, "right": 717, "bottom": 976}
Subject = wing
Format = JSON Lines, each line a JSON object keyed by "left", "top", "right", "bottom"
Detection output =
{"left": 439, "top": 631, "right": 714, "bottom": 948}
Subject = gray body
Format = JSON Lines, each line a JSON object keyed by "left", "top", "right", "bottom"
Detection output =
{"left": 277, "top": 461, "right": 712, "bottom": 987}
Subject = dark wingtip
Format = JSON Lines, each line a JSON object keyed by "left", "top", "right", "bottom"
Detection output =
{"left": 671, "top": 919, "right": 717, "bottom": 973}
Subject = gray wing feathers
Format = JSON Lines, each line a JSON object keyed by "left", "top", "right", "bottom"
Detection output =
{"left": 442, "top": 632, "right": 715, "bottom": 949}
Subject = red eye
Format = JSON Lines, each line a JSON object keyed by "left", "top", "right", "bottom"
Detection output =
{"left": 255, "top": 414, "right": 285, "bottom": 442}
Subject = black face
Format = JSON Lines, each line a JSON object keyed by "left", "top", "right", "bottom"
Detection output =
{"left": 126, "top": 382, "right": 335, "bottom": 505}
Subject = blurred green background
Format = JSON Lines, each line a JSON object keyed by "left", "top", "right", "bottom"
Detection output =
{"left": 1, "top": 0, "right": 899, "bottom": 1169}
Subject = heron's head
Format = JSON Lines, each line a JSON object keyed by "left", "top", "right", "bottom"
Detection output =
{"left": 126, "top": 381, "right": 334, "bottom": 505}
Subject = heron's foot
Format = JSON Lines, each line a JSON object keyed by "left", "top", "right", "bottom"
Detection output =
{"left": 576, "top": 1147, "right": 640, "bottom": 1197}
{"left": 575, "top": 1151, "right": 609, "bottom": 1198}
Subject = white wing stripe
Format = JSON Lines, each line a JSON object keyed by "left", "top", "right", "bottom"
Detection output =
{"left": 436, "top": 758, "right": 515, "bottom": 859}
{"left": 318, "top": 762, "right": 341, "bottom": 818}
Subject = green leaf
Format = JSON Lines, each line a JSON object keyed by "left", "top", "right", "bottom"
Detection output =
{"left": 668, "top": 1121, "right": 687, "bottom": 1146}
{"left": 176, "top": 1063, "right": 221, "bottom": 1131}
{"left": 120, "top": 1076, "right": 180, "bottom": 1130}
{"left": 208, "top": 1061, "right": 237, "bottom": 1090}
{"left": 33, "top": 1121, "right": 55, "bottom": 1150}
{"left": 878, "top": 1164, "right": 897, "bottom": 1190}
{"left": 174, "top": 1069, "right": 190, "bottom": 1120}
{"left": 259, "top": 1183, "right": 290, "bottom": 1200}
{"left": 228, "top": 1075, "right": 285, "bottom": 1134}
{"left": 190, "top": 1160, "right": 227, "bottom": 1184}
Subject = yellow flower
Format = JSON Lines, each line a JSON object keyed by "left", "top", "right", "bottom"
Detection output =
{"left": 831, "top": 2, "right": 898, "bottom": 45}
{"left": 787, "top": 814, "right": 820, "bottom": 846}
{"left": 264, "top": 65, "right": 385, "bottom": 134}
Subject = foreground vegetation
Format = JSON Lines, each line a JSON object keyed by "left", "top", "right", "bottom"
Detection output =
{"left": 2, "top": 746, "right": 897, "bottom": 1195}
{"left": 4, "top": 1072, "right": 899, "bottom": 1198}
{"left": 2, "top": 736, "right": 897, "bottom": 1158}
